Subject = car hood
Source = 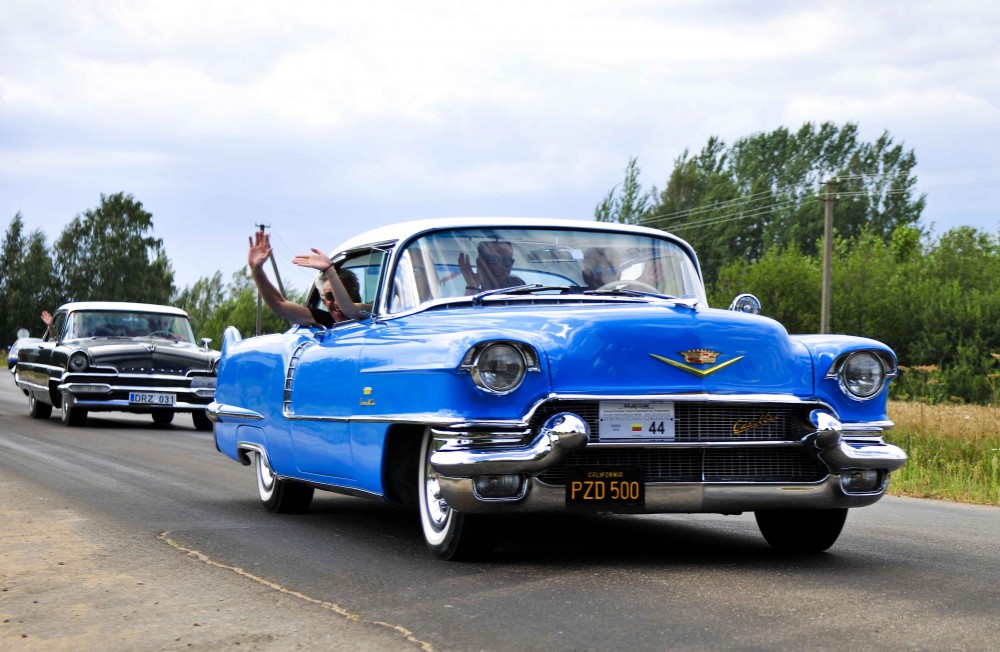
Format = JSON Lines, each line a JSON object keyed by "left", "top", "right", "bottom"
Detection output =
{"left": 75, "top": 338, "right": 216, "bottom": 373}
{"left": 412, "top": 301, "right": 815, "bottom": 396}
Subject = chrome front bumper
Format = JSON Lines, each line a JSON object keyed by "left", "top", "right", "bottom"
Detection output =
{"left": 59, "top": 381, "right": 215, "bottom": 411}
{"left": 437, "top": 475, "right": 891, "bottom": 513}
{"left": 428, "top": 410, "right": 908, "bottom": 513}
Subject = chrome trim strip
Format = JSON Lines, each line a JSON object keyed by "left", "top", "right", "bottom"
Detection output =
{"left": 281, "top": 393, "right": 836, "bottom": 427}
{"left": 59, "top": 383, "right": 208, "bottom": 394}
{"left": 282, "top": 340, "right": 315, "bottom": 418}
{"left": 208, "top": 402, "right": 265, "bottom": 423}
{"left": 14, "top": 378, "right": 49, "bottom": 392}
{"left": 842, "top": 421, "right": 894, "bottom": 431}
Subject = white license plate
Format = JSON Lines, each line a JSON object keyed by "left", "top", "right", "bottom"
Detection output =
{"left": 129, "top": 392, "right": 176, "bottom": 406}
{"left": 599, "top": 400, "right": 675, "bottom": 440}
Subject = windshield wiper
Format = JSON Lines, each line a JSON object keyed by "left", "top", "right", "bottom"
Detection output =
{"left": 469, "top": 284, "right": 577, "bottom": 304}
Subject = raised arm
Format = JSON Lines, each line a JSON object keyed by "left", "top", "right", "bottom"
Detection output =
{"left": 247, "top": 231, "right": 315, "bottom": 325}
{"left": 291, "top": 248, "right": 362, "bottom": 320}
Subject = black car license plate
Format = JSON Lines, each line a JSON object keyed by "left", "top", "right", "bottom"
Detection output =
{"left": 565, "top": 467, "right": 645, "bottom": 511}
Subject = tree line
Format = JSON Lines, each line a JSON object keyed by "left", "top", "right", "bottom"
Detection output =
{"left": 0, "top": 192, "right": 289, "bottom": 350}
{"left": 598, "top": 122, "right": 999, "bottom": 404}
{"left": 3, "top": 122, "right": 997, "bottom": 403}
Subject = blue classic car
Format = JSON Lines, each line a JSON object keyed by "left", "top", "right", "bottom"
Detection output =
{"left": 211, "top": 218, "right": 907, "bottom": 559}
{"left": 13, "top": 302, "right": 219, "bottom": 430}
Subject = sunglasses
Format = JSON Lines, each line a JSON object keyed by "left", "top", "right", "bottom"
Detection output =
{"left": 323, "top": 291, "right": 336, "bottom": 302}
{"left": 481, "top": 254, "right": 515, "bottom": 266}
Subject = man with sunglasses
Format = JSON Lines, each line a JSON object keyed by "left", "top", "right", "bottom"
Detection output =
{"left": 248, "top": 230, "right": 362, "bottom": 327}
{"left": 458, "top": 239, "right": 525, "bottom": 293}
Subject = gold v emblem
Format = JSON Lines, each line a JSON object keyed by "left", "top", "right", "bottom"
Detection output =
{"left": 650, "top": 353, "right": 744, "bottom": 378}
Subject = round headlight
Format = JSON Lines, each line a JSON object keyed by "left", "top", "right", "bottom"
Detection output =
{"left": 475, "top": 343, "right": 526, "bottom": 394}
{"left": 68, "top": 351, "right": 90, "bottom": 372}
{"left": 840, "top": 352, "right": 885, "bottom": 399}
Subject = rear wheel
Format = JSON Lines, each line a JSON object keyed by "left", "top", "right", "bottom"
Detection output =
{"left": 191, "top": 410, "right": 213, "bottom": 432}
{"left": 152, "top": 411, "right": 174, "bottom": 425}
{"left": 417, "top": 429, "right": 496, "bottom": 560}
{"left": 60, "top": 394, "right": 87, "bottom": 427}
{"left": 28, "top": 393, "right": 52, "bottom": 419}
{"left": 755, "top": 508, "right": 848, "bottom": 553}
{"left": 255, "top": 452, "right": 313, "bottom": 513}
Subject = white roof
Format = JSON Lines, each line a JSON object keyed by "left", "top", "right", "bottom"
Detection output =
{"left": 332, "top": 217, "right": 687, "bottom": 255}
{"left": 56, "top": 301, "right": 189, "bottom": 316}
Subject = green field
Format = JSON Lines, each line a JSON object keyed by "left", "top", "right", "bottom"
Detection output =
{"left": 885, "top": 401, "right": 1000, "bottom": 506}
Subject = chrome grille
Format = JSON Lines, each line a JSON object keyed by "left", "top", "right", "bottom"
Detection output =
{"left": 537, "top": 447, "right": 826, "bottom": 484}
{"left": 530, "top": 400, "right": 811, "bottom": 442}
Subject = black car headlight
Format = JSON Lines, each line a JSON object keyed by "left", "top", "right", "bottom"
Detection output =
{"left": 67, "top": 351, "right": 90, "bottom": 372}
{"left": 461, "top": 341, "right": 539, "bottom": 395}
{"left": 838, "top": 351, "right": 886, "bottom": 399}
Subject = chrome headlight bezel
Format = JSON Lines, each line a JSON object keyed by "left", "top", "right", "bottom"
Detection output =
{"left": 828, "top": 350, "right": 894, "bottom": 400}
{"left": 460, "top": 341, "right": 539, "bottom": 395}
{"left": 67, "top": 350, "right": 90, "bottom": 373}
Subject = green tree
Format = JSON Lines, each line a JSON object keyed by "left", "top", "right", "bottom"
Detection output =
{"left": 709, "top": 225, "right": 1000, "bottom": 404}
{"left": 0, "top": 213, "right": 59, "bottom": 343}
{"left": 53, "top": 192, "right": 174, "bottom": 303}
{"left": 595, "top": 157, "right": 652, "bottom": 225}
{"left": 174, "top": 269, "right": 297, "bottom": 347}
{"left": 600, "top": 123, "right": 927, "bottom": 283}
{"left": 711, "top": 243, "right": 820, "bottom": 334}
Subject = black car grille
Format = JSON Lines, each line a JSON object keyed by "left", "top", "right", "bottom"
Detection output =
{"left": 118, "top": 363, "right": 193, "bottom": 374}
{"left": 538, "top": 447, "right": 827, "bottom": 484}
{"left": 530, "top": 400, "right": 812, "bottom": 442}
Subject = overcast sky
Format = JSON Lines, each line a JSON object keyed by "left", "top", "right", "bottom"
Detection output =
{"left": 2, "top": 0, "right": 998, "bottom": 292}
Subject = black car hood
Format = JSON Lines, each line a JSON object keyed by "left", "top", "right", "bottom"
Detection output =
{"left": 75, "top": 338, "right": 215, "bottom": 374}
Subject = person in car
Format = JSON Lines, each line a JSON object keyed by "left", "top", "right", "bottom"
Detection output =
{"left": 248, "top": 230, "right": 361, "bottom": 327}
{"left": 581, "top": 247, "right": 621, "bottom": 290}
{"left": 458, "top": 239, "right": 526, "bottom": 293}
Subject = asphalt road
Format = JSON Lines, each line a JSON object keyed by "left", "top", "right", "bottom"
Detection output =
{"left": 1, "top": 380, "right": 998, "bottom": 651}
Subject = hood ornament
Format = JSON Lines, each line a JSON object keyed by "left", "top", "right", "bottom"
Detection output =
{"left": 651, "top": 349, "right": 743, "bottom": 378}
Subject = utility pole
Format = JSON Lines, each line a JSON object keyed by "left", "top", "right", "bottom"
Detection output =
{"left": 820, "top": 179, "right": 837, "bottom": 334}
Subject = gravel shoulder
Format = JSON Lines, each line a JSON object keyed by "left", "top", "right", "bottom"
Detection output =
{"left": 0, "top": 472, "right": 424, "bottom": 651}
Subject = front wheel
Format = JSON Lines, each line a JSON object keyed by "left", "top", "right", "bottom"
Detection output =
{"left": 152, "top": 411, "right": 174, "bottom": 425}
{"left": 755, "top": 508, "right": 848, "bottom": 553}
{"left": 191, "top": 410, "right": 213, "bottom": 432}
{"left": 60, "top": 394, "right": 87, "bottom": 427}
{"left": 255, "top": 452, "right": 313, "bottom": 513}
{"left": 28, "top": 393, "right": 52, "bottom": 419}
{"left": 417, "top": 430, "right": 496, "bottom": 560}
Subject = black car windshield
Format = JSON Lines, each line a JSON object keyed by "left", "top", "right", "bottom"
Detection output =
{"left": 388, "top": 226, "right": 706, "bottom": 313}
{"left": 65, "top": 311, "right": 196, "bottom": 343}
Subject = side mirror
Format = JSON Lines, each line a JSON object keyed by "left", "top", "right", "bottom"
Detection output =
{"left": 200, "top": 337, "right": 212, "bottom": 350}
{"left": 728, "top": 293, "right": 761, "bottom": 315}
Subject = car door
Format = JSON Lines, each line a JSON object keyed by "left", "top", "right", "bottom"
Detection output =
{"left": 283, "top": 246, "right": 390, "bottom": 480}
{"left": 284, "top": 321, "right": 370, "bottom": 479}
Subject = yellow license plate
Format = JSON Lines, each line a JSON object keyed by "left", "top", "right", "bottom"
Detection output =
{"left": 565, "top": 467, "right": 645, "bottom": 511}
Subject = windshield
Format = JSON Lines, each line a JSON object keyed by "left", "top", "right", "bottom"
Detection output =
{"left": 388, "top": 226, "right": 706, "bottom": 313}
{"left": 65, "top": 311, "right": 196, "bottom": 343}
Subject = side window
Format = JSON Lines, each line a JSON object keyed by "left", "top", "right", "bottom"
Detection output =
{"left": 340, "top": 248, "right": 389, "bottom": 315}
{"left": 51, "top": 313, "right": 67, "bottom": 340}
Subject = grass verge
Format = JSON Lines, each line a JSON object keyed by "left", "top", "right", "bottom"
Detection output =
{"left": 885, "top": 401, "right": 1000, "bottom": 506}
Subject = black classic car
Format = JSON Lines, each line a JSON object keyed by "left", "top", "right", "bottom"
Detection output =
{"left": 12, "top": 302, "right": 219, "bottom": 430}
